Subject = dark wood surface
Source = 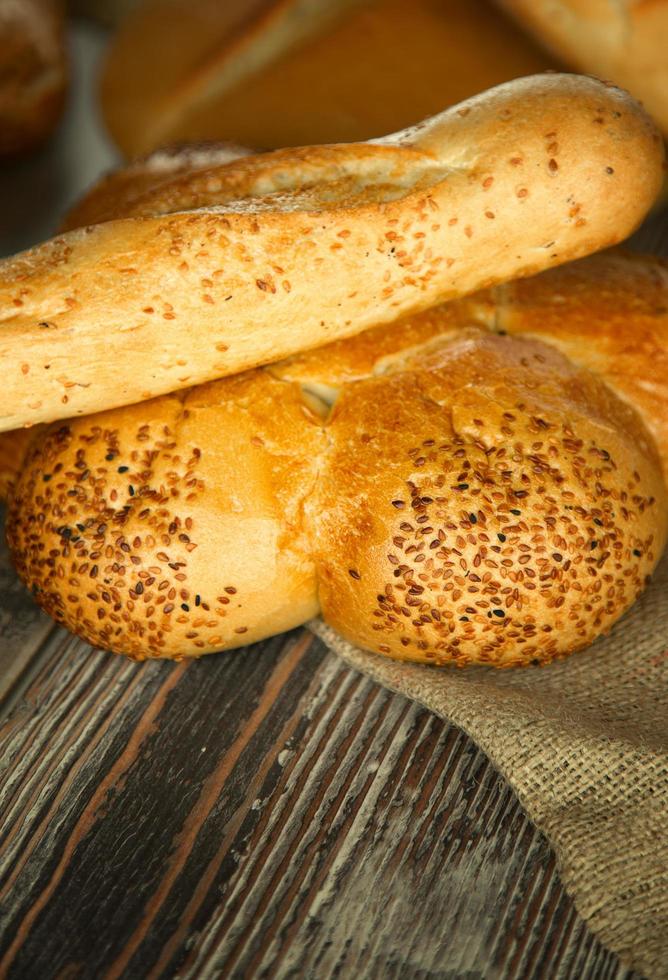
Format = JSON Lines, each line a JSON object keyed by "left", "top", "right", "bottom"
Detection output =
{"left": 0, "top": 512, "right": 637, "bottom": 979}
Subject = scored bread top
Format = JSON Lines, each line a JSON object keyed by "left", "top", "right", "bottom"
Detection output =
{"left": 276, "top": 250, "right": 668, "bottom": 473}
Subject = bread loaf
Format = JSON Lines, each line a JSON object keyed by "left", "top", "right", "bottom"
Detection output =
{"left": 496, "top": 0, "right": 668, "bottom": 136}
{"left": 0, "top": 0, "right": 67, "bottom": 156}
{"left": 7, "top": 250, "right": 668, "bottom": 666}
{"left": 100, "top": 0, "right": 556, "bottom": 156}
{"left": 0, "top": 75, "right": 663, "bottom": 432}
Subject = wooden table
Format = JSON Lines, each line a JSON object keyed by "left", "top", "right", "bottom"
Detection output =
{"left": 0, "top": 510, "right": 631, "bottom": 980}
{"left": 0, "top": 20, "right": 653, "bottom": 980}
{"left": 0, "top": 517, "right": 639, "bottom": 979}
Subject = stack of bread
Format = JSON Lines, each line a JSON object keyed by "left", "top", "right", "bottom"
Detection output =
{"left": 1, "top": 67, "right": 667, "bottom": 668}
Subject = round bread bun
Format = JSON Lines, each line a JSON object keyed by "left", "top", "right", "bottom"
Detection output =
{"left": 7, "top": 257, "right": 668, "bottom": 666}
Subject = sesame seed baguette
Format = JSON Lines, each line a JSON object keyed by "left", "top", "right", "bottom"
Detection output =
{"left": 0, "top": 73, "right": 663, "bottom": 433}
{"left": 7, "top": 250, "right": 668, "bottom": 666}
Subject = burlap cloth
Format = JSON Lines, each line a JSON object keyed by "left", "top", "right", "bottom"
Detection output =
{"left": 311, "top": 215, "right": 668, "bottom": 980}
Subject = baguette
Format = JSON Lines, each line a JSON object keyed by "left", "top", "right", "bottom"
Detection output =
{"left": 7, "top": 250, "right": 668, "bottom": 666}
{"left": 0, "top": 74, "right": 663, "bottom": 433}
{"left": 100, "top": 0, "right": 556, "bottom": 156}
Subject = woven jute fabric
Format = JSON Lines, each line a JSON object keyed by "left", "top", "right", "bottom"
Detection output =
{"left": 311, "top": 217, "right": 668, "bottom": 980}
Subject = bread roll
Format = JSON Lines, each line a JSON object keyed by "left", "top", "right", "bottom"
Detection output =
{"left": 495, "top": 0, "right": 668, "bottom": 136}
{"left": 0, "top": 75, "right": 663, "bottom": 432}
{"left": 7, "top": 251, "right": 668, "bottom": 666}
{"left": 100, "top": 0, "right": 556, "bottom": 157}
{"left": 0, "top": 0, "right": 67, "bottom": 156}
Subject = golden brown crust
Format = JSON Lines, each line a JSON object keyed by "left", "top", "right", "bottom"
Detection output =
{"left": 8, "top": 257, "right": 668, "bottom": 666}
{"left": 0, "top": 74, "right": 663, "bottom": 433}
{"left": 311, "top": 331, "right": 666, "bottom": 666}
{"left": 277, "top": 250, "right": 668, "bottom": 481}
{"left": 496, "top": 0, "right": 668, "bottom": 135}
{"left": 8, "top": 374, "right": 323, "bottom": 658}
{"left": 100, "top": 0, "right": 556, "bottom": 157}
{"left": 0, "top": 0, "right": 67, "bottom": 156}
{"left": 488, "top": 250, "right": 668, "bottom": 473}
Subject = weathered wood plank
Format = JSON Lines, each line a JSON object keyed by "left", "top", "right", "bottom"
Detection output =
{"left": 0, "top": 602, "right": 637, "bottom": 979}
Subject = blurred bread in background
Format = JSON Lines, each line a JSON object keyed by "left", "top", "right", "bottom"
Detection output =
{"left": 70, "top": 0, "right": 138, "bottom": 27}
{"left": 0, "top": 0, "right": 68, "bottom": 156}
{"left": 99, "top": 0, "right": 555, "bottom": 157}
{"left": 496, "top": 0, "right": 668, "bottom": 137}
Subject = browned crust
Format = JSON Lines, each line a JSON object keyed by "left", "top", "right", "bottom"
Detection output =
{"left": 0, "top": 75, "right": 663, "bottom": 432}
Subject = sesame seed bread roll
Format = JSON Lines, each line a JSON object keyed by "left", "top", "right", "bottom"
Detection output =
{"left": 307, "top": 332, "right": 666, "bottom": 666}
{"left": 0, "top": 74, "right": 663, "bottom": 433}
{"left": 495, "top": 0, "right": 668, "bottom": 136}
{"left": 7, "top": 251, "right": 668, "bottom": 666}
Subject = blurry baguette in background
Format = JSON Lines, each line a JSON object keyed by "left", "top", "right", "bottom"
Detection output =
{"left": 100, "top": 0, "right": 555, "bottom": 157}
{"left": 69, "top": 0, "right": 138, "bottom": 26}
{"left": 495, "top": 0, "right": 668, "bottom": 136}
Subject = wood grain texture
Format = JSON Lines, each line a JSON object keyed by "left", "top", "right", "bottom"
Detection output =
{"left": 0, "top": 509, "right": 639, "bottom": 979}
